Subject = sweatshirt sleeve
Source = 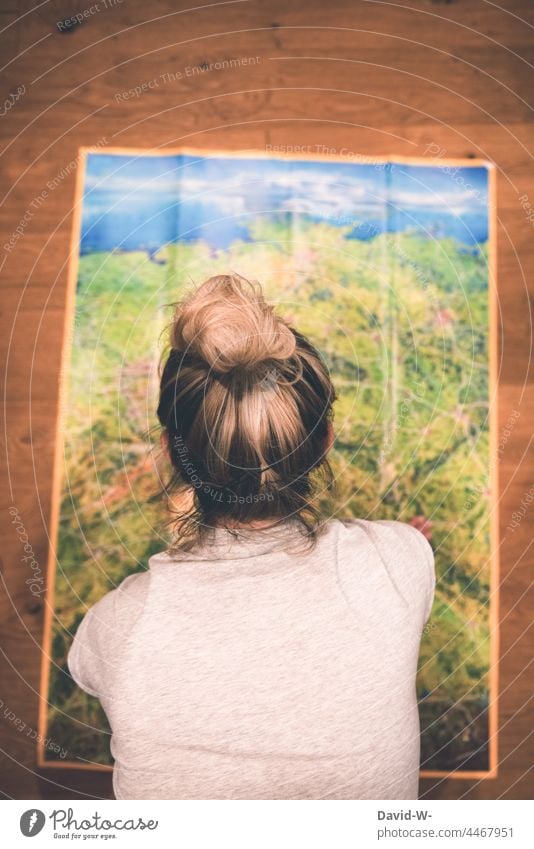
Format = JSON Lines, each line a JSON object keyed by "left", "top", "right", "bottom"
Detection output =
{"left": 400, "top": 522, "right": 436, "bottom": 624}
{"left": 67, "top": 570, "right": 150, "bottom": 699}
{"left": 374, "top": 519, "right": 436, "bottom": 627}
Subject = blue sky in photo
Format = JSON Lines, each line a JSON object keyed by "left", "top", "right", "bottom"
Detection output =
{"left": 80, "top": 151, "right": 490, "bottom": 253}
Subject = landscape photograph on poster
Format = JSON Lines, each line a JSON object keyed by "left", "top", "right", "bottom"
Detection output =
{"left": 40, "top": 147, "right": 496, "bottom": 777}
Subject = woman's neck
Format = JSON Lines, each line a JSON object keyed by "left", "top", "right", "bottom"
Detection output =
{"left": 213, "top": 517, "right": 285, "bottom": 530}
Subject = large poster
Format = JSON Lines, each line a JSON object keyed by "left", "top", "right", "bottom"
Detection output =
{"left": 40, "top": 147, "right": 497, "bottom": 779}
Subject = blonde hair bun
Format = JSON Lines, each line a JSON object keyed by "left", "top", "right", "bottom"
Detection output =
{"left": 171, "top": 274, "right": 296, "bottom": 375}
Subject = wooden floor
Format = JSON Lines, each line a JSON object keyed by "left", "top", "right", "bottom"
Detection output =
{"left": 1, "top": 0, "right": 533, "bottom": 800}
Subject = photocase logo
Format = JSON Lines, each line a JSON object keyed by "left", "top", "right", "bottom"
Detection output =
{"left": 20, "top": 809, "right": 46, "bottom": 837}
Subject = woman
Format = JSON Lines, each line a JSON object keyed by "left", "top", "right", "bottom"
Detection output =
{"left": 68, "top": 273, "right": 435, "bottom": 800}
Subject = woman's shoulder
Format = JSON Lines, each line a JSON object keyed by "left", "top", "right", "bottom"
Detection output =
{"left": 331, "top": 516, "right": 433, "bottom": 560}
{"left": 97, "top": 568, "right": 151, "bottom": 612}
{"left": 77, "top": 569, "right": 152, "bottom": 639}
{"left": 328, "top": 517, "right": 436, "bottom": 625}
{"left": 68, "top": 570, "right": 151, "bottom": 697}
{"left": 115, "top": 568, "right": 152, "bottom": 605}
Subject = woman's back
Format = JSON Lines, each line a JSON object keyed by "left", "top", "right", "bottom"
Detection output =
{"left": 69, "top": 517, "right": 435, "bottom": 800}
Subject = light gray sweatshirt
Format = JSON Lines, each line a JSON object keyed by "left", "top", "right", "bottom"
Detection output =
{"left": 68, "top": 517, "right": 435, "bottom": 800}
